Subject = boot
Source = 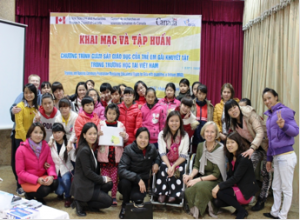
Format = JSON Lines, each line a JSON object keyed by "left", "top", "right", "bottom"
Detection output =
{"left": 72, "top": 200, "right": 86, "bottom": 217}
{"left": 251, "top": 196, "right": 265, "bottom": 211}
{"left": 119, "top": 206, "right": 126, "bottom": 219}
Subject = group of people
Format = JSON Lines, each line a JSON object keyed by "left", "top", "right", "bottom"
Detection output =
{"left": 9, "top": 74, "right": 298, "bottom": 219}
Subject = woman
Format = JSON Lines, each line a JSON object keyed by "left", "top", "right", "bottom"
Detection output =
{"left": 213, "top": 83, "right": 239, "bottom": 140}
{"left": 154, "top": 111, "right": 189, "bottom": 204}
{"left": 224, "top": 99, "right": 271, "bottom": 211}
{"left": 212, "top": 132, "right": 259, "bottom": 219}
{"left": 262, "top": 88, "right": 298, "bottom": 219}
{"left": 70, "top": 122, "right": 113, "bottom": 217}
{"left": 184, "top": 121, "right": 226, "bottom": 218}
{"left": 118, "top": 127, "right": 161, "bottom": 219}
{"left": 73, "top": 82, "right": 88, "bottom": 113}
{"left": 15, "top": 123, "right": 58, "bottom": 205}
{"left": 50, "top": 123, "right": 75, "bottom": 208}
{"left": 134, "top": 80, "right": 148, "bottom": 109}
{"left": 52, "top": 81, "right": 75, "bottom": 111}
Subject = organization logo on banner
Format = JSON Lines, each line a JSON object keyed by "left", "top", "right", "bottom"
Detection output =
{"left": 156, "top": 18, "right": 177, "bottom": 26}
{"left": 184, "top": 19, "right": 195, "bottom": 26}
{"left": 56, "top": 16, "right": 66, "bottom": 24}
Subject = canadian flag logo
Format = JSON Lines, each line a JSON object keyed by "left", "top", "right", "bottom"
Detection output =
{"left": 55, "top": 16, "right": 66, "bottom": 24}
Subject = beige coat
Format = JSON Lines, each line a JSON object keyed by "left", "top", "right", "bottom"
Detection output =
{"left": 232, "top": 106, "right": 268, "bottom": 152}
{"left": 191, "top": 99, "right": 214, "bottom": 122}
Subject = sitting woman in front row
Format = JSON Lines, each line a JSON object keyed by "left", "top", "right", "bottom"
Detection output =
{"left": 70, "top": 122, "right": 113, "bottom": 217}
{"left": 154, "top": 111, "right": 189, "bottom": 204}
{"left": 118, "top": 127, "right": 161, "bottom": 219}
{"left": 212, "top": 132, "right": 259, "bottom": 219}
{"left": 16, "top": 122, "right": 58, "bottom": 205}
{"left": 184, "top": 121, "right": 227, "bottom": 218}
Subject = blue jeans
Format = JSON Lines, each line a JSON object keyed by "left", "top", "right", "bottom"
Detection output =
{"left": 55, "top": 172, "right": 72, "bottom": 198}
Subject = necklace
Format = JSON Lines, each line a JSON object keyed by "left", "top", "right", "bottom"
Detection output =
{"left": 206, "top": 141, "right": 216, "bottom": 152}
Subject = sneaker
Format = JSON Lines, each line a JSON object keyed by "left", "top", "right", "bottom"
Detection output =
{"left": 16, "top": 187, "right": 25, "bottom": 196}
{"left": 112, "top": 198, "right": 117, "bottom": 206}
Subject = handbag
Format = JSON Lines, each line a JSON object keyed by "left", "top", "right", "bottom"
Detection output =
{"left": 124, "top": 202, "right": 153, "bottom": 219}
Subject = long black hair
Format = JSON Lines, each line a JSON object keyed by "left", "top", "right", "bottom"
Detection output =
{"left": 76, "top": 122, "right": 98, "bottom": 155}
{"left": 224, "top": 132, "right": 248, "bottom": 162}
{"left": 191, "top": 81, "right": 201, "bottom": 99}
{"left": 134, "top": 80, "right": 148, "bottom": 100}
{"left": 23, "top": 83, "right": 38, "bottom": 110}
{"left": 224, "top": 99, "right": 243, "bottom": 130}
{"left": 162, "top": 111, "right": 186, "bottom": 140}
{"left": 52, "top": 123, "right": 68, "bottom": 162}
{"left": 86, "top": 88, "right": 101, "bottom": 104}
{"left": 74, "top": 82, "right": 87, "bottom": 111}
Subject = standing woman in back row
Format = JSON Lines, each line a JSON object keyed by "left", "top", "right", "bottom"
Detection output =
{"left": 213, "top": 83, "right": 240, "bottom": 141}
{"left": 262, "top": 88, "right": 299, "bottom": 220}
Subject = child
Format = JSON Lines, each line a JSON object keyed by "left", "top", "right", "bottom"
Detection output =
{"left": 158, "top": 83, "right": 181, "bottom": 122}
{"left": 74, "top": 96, "right": 101, "bottom": 146}
{"left": 73, "top": 82, "right": 87, "bottom": 113}
{"left": 191, "top": 84, "right": 214, "bottom": 152}
{"left": 111, "top": 86, "right": 122, "bottom": 105}
{"left": 52, "top": 82, "right": 75, "bottom": 110}
{"left": 41, "top": 82, "right": 52, "bottom": 95}
{"left": 79, "top": 89, "right": 105, "bottom": 120}
{"left": 48, "top": 98, "right": 78, "bottom": 149}
{"left": 50, "top": 123, "right": 75, "bottom": 208}
{"left": 176, "top": 78, "right": 191, "bottom": 101}
{"left": 239, "top": 98, "right": 251, "bottom": 106}
{"left": 191, "top": 82, "right": 201, "bottom": 99}
{"left": 134, "top": 81, "right": 147, "bottom": 109}
{"left": 33, "top": 93, "right": 60, "bottom": 142}
{"left": 118, "top": 87, "right": 142, "bottom": 145}
{"left": 100, "top": 82, "right": 112, "bottom": 108}
{"left": 175, "top": 96, "right": 199, "bottom": 138}
{"left": 86, "top": 79, "right": 95, "bottom": 90}
{"left": 119, "top": 83, "right": 127, "bottom": 98}
{"left": 14, "top": 83, "right": 39, "bottom": 195}
{"left": 97, "top": 104, "right": 128, "bottom": 206}
{"left": 141, "top": 88, "right": 165, "bottom": 148}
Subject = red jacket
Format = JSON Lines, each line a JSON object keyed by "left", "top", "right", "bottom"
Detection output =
{"left": 16, "top": 139, "right": 57, "bottom": 185}
{"left": 74, "top": 112, "right": 101, "bottom": 145}
{"left": 118, "top": 102, "right": 142, "bottom": 145}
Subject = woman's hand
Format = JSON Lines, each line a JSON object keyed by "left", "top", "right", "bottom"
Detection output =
{"left": 119, "top": 132, "right": 126, "bottom": 139}
{"left": 106, "top": 177, "right": 112, "bottom": 182}
{"left": 138, "top": 105, "right": 142, "bottom": 109}
{"left": 167, "top": 166, "right": 175, "bottom": 178}
{"left": 44, "top": 176, "right": 54, "bottom": 186}
{"left": 276, "top": 110, "right": 285, "bottom": 128}
{"left": 38, "top": 177, "right": 46, "bottom": 185}
{"left": 212, "top": 185, "right": 220, "bottom": 199}
{"left": 138, "top": 179, "right": 146, "bottom": 193}
{"left": 152, "top": 164, "right": 159, "bottom": 175}
{"left": 183, "top": 174, "right": 192, "bottom": 185}
{"left": 44, "top": 162, "right": 50, "bottom": 169}
{"left": 48, "top": 139, "right": 54, "bottom": 147}
{"left": 33, "top": 110, "right": 41, "bottom": 122}
{"left": 266, "top": 162, "right": 273, "bottom": 172}
{"left": 66, "top": 142, "right": 73, "bottom": 152}
{"left": 242, "top": 148, "right": 254, "bottom": 158}
{"left": 219, "top": 133, "right": 226, "bottom": 141}
{"left": 98, "top": 130, "right": 104, "bottom": 136}
{"left": 186, "top": 178, "right": 199, "bottom": 188}
{"left": 12, "top": 106, "right": 22, "bottom": 115}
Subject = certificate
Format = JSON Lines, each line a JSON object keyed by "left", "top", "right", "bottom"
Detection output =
{"left": 98, "top": 126, "right": 124, "bottom": 146}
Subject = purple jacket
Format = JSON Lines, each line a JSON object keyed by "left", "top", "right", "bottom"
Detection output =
{"left": 264, "top": 103, "right": 299, "bottom": 161}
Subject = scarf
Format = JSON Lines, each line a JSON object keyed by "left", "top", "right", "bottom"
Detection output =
{"left": 28, "top": 138, "right": 42, "bottom": 158}
{"left": 199, "top": 141, "right": 227, "bottom": 181}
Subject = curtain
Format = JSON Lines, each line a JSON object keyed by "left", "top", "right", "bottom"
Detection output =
{"left": 242, "top": 0, "right": 299, "bottom": 205}
{"left": 15, "top": 0, "right": 244, "bottom": 105}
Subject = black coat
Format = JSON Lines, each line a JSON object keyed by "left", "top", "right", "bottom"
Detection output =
{"left": 70, "top": 145, "right": 106, "bottom": 202}
{"left": 118, "top": 141, "right": 161, "bottom": 183}
{"left": 218, "top": 155, "right": 259, "bottom": 200}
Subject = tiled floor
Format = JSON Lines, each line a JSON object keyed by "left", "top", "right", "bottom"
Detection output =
{"left": 0, "top": 166, "right": 298, "bottom": 219}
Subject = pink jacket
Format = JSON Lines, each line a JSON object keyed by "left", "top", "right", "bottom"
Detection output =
{"left": 141, "top": 103, "right": 166, "bottom": 143}
{"left": 97, "top": 121, "right": 129, "bottom": 163}
{"left": 79, "top": 102, "right": 105, "bottom": 120}
{"left": 158, "top": 97, "right": 181, "bottom": 123}
{"left": 16, "top": 139, "right": 57, "bottom": 185}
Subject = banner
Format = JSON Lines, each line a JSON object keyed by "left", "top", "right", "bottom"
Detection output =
{"left": 49, "top": 13, "right": 201, "bottom": 97}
